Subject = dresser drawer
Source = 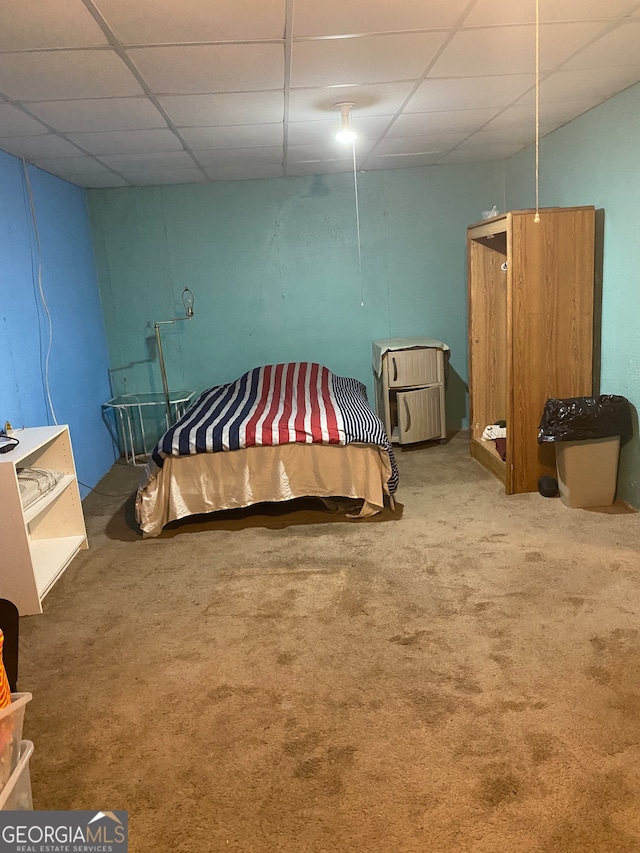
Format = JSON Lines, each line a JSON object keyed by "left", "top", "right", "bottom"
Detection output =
{"left": 385, "top": 347, "right": 441, "bottom": 388}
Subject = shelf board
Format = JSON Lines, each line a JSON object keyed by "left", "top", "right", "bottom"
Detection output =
{"left": 0, "top": 426, "right": 67, "bottom": 465}
{"left": 23, "top": 474, "right": 76, "bottom": 525}
{"left": 30, "top": 535, "right": 86, "bottom": 599}
{"left": 470, "top": 436, "right": 506, "bottom": 484}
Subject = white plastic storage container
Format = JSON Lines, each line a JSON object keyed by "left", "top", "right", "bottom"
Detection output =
{"left": 0, "top": 740, "right": 34, "bottom": 810}
{"left": 0, "top": 693, "right": 32, "bottom": 791}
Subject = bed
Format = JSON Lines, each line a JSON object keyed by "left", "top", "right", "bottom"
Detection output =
{"left": 135, "top": 362, "right": 399, "bottom": 537}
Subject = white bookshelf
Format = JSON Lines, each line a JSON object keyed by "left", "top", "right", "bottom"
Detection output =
{"left": 0, "top": 426, "right": 88, "bottom": 615}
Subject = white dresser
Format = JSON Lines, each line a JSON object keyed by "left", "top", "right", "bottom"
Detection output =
{"left": 0, "top": 426, "right": 88, "bottom": 615}
{"left": 373, "top": 337, "right": 448, "bottom": 445}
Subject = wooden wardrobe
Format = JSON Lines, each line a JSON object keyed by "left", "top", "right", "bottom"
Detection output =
{"left": 467, "top": 206, "right": 596, "bottom": 494}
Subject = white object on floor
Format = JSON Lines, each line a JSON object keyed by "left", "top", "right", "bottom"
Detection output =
{"left": 481, "top": 425, "right": 507, "bottom": 441}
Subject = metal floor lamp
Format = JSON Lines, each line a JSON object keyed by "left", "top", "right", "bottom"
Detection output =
{"left": 154, "top": 287, "right": 194, "bottom": 426}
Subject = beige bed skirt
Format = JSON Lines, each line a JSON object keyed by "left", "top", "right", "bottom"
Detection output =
{"left": 136, "top": 442, "right": 393, "bottom": 537}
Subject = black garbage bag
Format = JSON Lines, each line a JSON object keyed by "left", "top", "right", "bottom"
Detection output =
{"left": 538, "top": 395, "right": 632, "bottom": 443}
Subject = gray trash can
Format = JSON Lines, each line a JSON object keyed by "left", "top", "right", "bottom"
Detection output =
{"left": 555, "top": 436, "right": 620, "bottom": 507}
{"left": 538, "top": 395, "right": 632, "bottom": 508}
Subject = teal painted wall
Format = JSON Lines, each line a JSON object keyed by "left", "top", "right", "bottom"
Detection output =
{"left": 89, "top": 164, "right": 495, "bottom": 433}
{"left": 0, "top": 150, "right": 115, "bottom": 496}
{"left": 504, "top": 82, "right": 640, "bottom": 507}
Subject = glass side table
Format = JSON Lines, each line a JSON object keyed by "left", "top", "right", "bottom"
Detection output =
{"left": 102, "top": 390, "right": 196, "bottom": 465}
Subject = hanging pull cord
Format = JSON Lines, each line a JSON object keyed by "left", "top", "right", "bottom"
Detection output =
{"left": 534, "top": 0, "right": 540, "bottom": 223}
{"left": 352, "top": 141, "right": 364, "bottom": 307}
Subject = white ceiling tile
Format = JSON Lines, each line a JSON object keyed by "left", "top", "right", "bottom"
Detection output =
{"left": 536, "top": 99, "right": 602, "bottom": 126}
{"left": 128, "top": 44, "right": 284, "bottom": 94}
{"left": 180, "top": 123, "right": 283, "bottom": 150}
{"left": 97, "top": 150, "right": 196, "bottom": 170}
{"left": 0, "top": 103, "right": 49, "bottom": 136}
{"left": 27, "top": 98, "right": 167, "bottom": 132}
{"left": 286, "top": 140, "right": 374, "bottom": 163}
{"left": 115, "top": 169, "right": 207, "bottom": 185}
{"left": 286, "top": 160, "right": 354, "bottom": 176}
{"left": 0, "top": 0, "right": 108, "bottom": 49}
{"left": 37, "top": 173, "right": 81, "bottom": 188}
{"left": 363, "top": 152, "right": 442, "bottom": 170}
{"left": 483, "top": 115, "right": 553, "bottom": 138}
{"left": 31, "top": 155, "right": 120, "bottom": 178}
{"left": 447, "top": 137, "right": 527, "bottom": 158}
{"left": 429, "top": 23, "right": 605, "bottom": 77}
{"left": 462, "top": 127, "right": 535, "bottom": 147}
{"left": 406, "top": 75, "right": 534, "bottom": 112}
{"left": 563, "top": 20, "right": 640, "bottom": 70}
{"left": 464, "top": 0, "right": 634, "bottom": 27}
{"left": 0, "top": 134, "right": 83, "bottom": 159}
{"left": 34, "top": 157, "right": 129, "bottom": 187}
{"left": 532, "top": 66, "right": 640, "bottom": 103}
{"left": 159, "top": 92, "right": 284, "bottom": 126}
{"left": 0, "top": 1, "right": 636, "bottom": 182}
{"left": 373, "top": 132, "right": 468, "bottom": 156}
{"left": 67, "top": 128, "right": 184, "bottom": 155}
{"left": 205, "top": 164, "right": 284, "bottom": 181}
{"left": 439, "top": 144, "right": 525, "bottom": 163}
{"left": 388, "top": 108, "right": 501, "bottom": 136}
{"left": 193, "top": 146, "right": 282, "bottom": 167}
{"left": 288, "top": 115, "right": 392, "bottom": 145}
{"left": 483, "top": 102, "right": 537, "bottom": 128}
{"left": 288, "top": 82, "right": 416, "bottom": 122}
{"left": 96, "top": 0, "right": 285, "bottom": 43}
{"left": 437, "top": 149, "right": 492, "bottom": 163}
{"left": 455, "top": 132, "right": 527, "bottom": 150}
{"left": 294, "top": 0, "right": 471, "bottom": 37}
{"left": 83, "top": 175, "right": 131, "bottom": 188}
{"left": 291, "top": 32, "right": 447, "bottom": 88}
{"left": 0, "top": 50, "right": 144, "bottom": 101}
{"left": 484, "top": 100, "right": 594, "bottom": 130}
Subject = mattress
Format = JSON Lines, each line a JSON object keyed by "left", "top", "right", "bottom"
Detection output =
{"left": 136, "top": 362, "right": 398, "bottom": 537}
{"left": 136, "top": 442, "right": 392, "bottom": 537}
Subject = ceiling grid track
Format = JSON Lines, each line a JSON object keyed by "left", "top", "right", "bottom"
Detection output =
{"left": 358, "top": 0, "right": 480, "bottom": 170}
{"left": 80, "top": 0, "right": 209, "bottom": 181}
{"left": 0, "top": 0, "right": 637, "bottom": 185}
{"left": 282, "top": 0, "right": 295, "bottom": 176}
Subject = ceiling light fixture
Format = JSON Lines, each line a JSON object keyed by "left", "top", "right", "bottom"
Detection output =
{"left": 335, "top": 101, "right": 357, "bottom": 143}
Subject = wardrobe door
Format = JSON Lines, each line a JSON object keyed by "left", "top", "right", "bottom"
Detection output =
{"left": 509, "top": 209, "right": 595, "bottom": 492}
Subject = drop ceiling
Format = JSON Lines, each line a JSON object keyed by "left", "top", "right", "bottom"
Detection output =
{"left": 1, "top": 0, "right": 639, "bottom": 187}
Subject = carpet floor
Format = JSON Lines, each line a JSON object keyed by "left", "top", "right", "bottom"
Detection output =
{"left": 18, "top": 432, "right": 640, "bottom": 852}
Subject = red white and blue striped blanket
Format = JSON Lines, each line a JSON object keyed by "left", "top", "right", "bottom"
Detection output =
{"left": 151, "top": 362, "right": 398, "bottom": 493}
